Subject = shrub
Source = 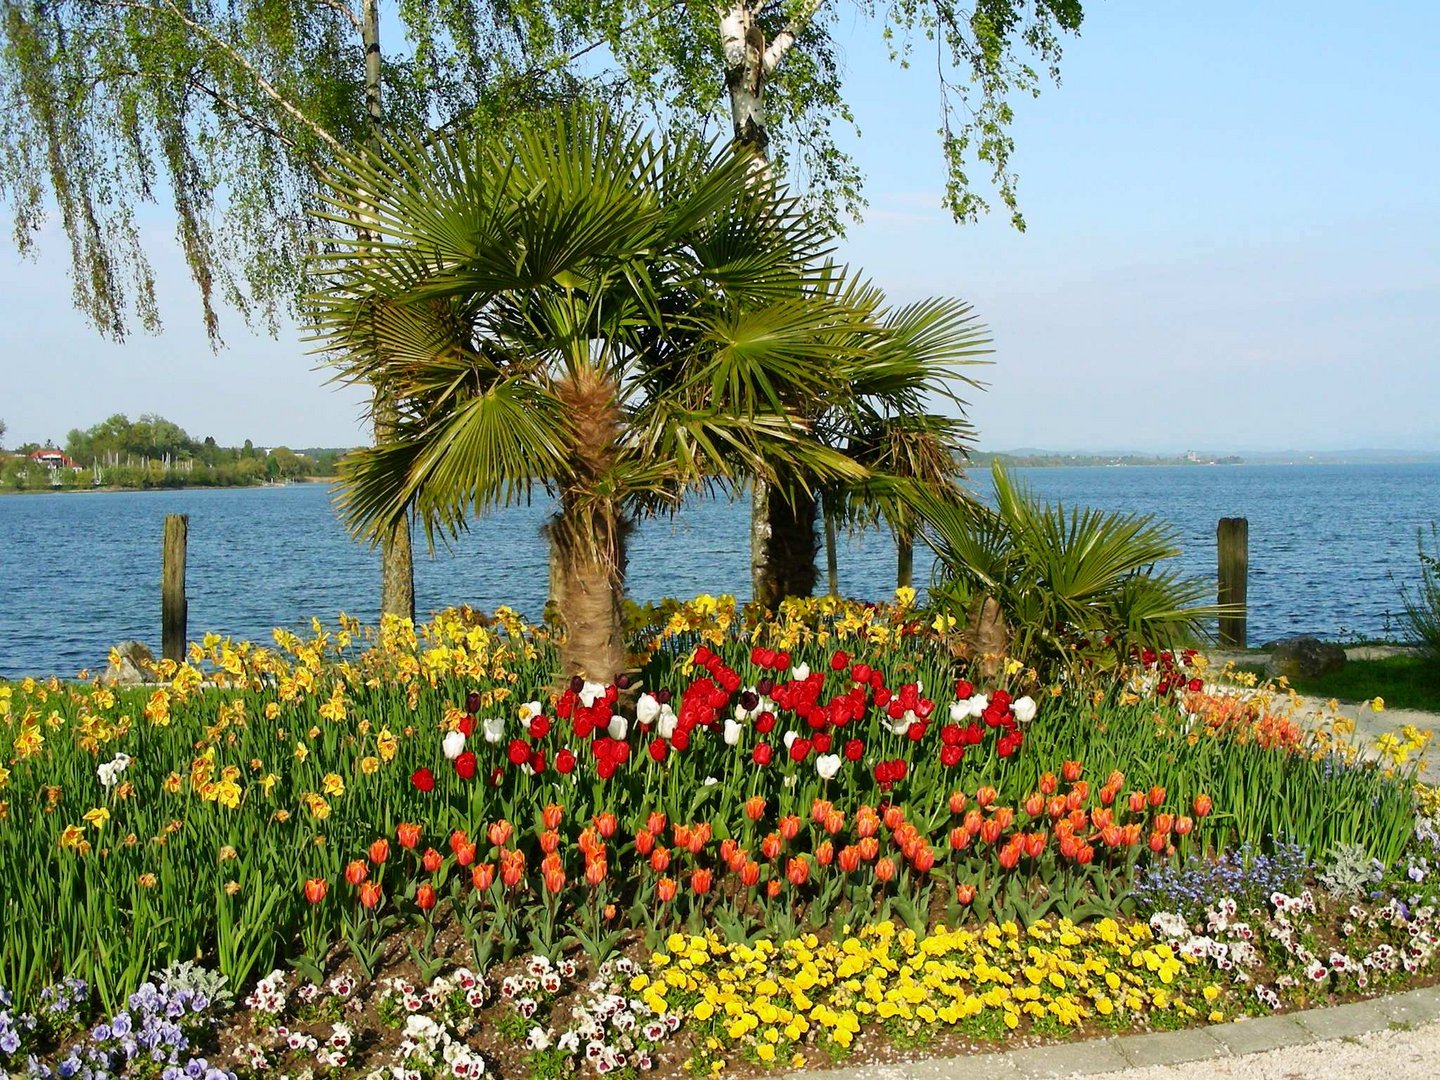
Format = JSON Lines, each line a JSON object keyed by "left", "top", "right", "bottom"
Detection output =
{"left": 1398, "top": 523, "right": 1440, "bottom": 663}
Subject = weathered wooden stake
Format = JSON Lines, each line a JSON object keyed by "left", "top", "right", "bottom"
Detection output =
{"left": 162, "top": 514, "right": 188, "bottom": 663}
{"left": 1217, "top": 517, "right": 1248, "bottom": 648}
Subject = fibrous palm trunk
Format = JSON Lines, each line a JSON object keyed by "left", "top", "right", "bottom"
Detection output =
{"left": 551, "top": 370, "right": 629, "bottom": 684}
{"left": 751, "top": 478, "right": 820, "bottom": 609}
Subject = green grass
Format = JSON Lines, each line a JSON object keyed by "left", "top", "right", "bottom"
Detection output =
{"left": 1237, "top": 655, "right": 1440, "bottom": 713}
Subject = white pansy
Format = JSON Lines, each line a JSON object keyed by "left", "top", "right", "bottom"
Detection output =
{"left": 783, "top": 730, "right": 799, "bottom": 750}
{"left": 1012, "top": 695, "right": 1038, "bottom": 724}
{"left": 966, "top": 693, "right": 989, "bottom": 718}
{"left": 656, "top": 704, "right": 678, "bottom": 739}
{"left": 579, "top": 681, "right": 607, "bottom": 708}
{"left": 791, "top": 663, "right": 811, "bottom": 681}
{"left": 723, "top": 719, "right": 743, "bottom": 746}
{"left": 442, "top": 730, "right": 467, "bottom": 760}
{"left": 815, "top": 754, "right": 841, "bottom": 780}
{"left": 636, "top": 693, "right": 660, "bottom": 726}
{"left": 481, "top": 716, "right": 505, "bottom": 744}
{"left": 607, "top": 715, "right": 628, "bottom": 740}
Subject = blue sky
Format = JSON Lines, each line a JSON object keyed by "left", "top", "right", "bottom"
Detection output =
{"left": 2, "top": 0, "right": 1437, "bottom": 453}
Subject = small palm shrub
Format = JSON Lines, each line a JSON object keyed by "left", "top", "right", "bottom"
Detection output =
{"left": 1399, "top": 524, "right": 1440, "bottom": 664}
{"left": 911, "top": 463, "right": 1223, "bottom": 682}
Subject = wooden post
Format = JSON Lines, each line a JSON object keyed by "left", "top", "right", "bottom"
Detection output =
{"left": 1217, "top": 517, "right": 1248, "bottom": 648}
{"left": 162, "top": 514, "right": 188, "bottom": 663}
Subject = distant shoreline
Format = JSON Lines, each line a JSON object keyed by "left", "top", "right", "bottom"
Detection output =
{"left": 0, "top": 478, "right": 334, "bottom": 497}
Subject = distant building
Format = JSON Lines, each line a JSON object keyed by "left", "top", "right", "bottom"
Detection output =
{"left": 29, "top": 449, "right": 83, "bottom": 470}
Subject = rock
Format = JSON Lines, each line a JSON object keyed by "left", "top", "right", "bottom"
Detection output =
{"left": 1265, "top": 636, "right": 1347, "bottom": 681}
{"left": 104, "top": 640, "right": 156, "bottom": 685}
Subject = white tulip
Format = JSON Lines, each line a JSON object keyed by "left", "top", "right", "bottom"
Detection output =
{"left": 607, "top": 715, "right": 628, "bottom": 740}
{"left": 815, "top": 754, "right": 841, "bottom": 780}
{"left": 723, "top": 719, "right": 743, "bottom": 746}
{"left": 1013, "top": 695, "right": 1038, "bottom": 724}
{"left": 636, "top": 693, "right": 660, "bottom": 726}
{"left": 656, "top": 704, "right": 678, "bottom": 739}
{"left": 783, "top": 730, "right": 799, "bottom": 750}
{"left": 517, "top": 700, "right": 543, "bottom": 722}
{"left": 949, "top": 700, "right": 969, "bottom": 724}
{"left": 481, "top": 716, "right": 506, "bottom": 744}
{"left": 579, "top": 680, "right": 607, "bottom": 708}
{"left": 889, "top": 710, "right": 916, "bottom": 736}
{"left": 791, "top": 663, "right": 811, "bottom": 681}
{"left": 442, "top": 730, "right": 467, "bottom": 760}
{"left": 967, "top": 693, "right": 989, "bottom": 718}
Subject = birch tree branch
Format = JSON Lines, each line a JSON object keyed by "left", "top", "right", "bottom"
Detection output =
{"left": 763, "top": 0, "right": 825, "bottom": 73}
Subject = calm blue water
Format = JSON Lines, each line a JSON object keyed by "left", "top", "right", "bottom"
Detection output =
{"left": 1, "top": 464, "right": 1436, "bottom": 678}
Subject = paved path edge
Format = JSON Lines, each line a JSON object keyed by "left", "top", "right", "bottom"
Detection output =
{"left": 785, "top": 983, "right": 1440, "bottom": 1079}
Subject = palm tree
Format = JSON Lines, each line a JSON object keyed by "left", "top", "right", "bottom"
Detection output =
{"left": 307, "top": 107, "right": 873, "bottom": 683}
{"left": 756, "top": 290, "right": 990, "bottom": 606}
{"left": 909, "top": 462, "right": 1223, "bottom": 680}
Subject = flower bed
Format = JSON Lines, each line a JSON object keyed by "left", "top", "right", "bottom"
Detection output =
{"left": 0, "top": 596, "right": 1436, "bottom": 1078}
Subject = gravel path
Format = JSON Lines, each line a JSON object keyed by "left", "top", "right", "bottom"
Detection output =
{"left": 1087, "top": 1018, "right": 1440, "bottom": 1079}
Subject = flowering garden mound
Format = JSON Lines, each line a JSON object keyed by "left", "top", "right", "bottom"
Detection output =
{"left": 1, "top": 595, "right": 1438, "bottom": 1080}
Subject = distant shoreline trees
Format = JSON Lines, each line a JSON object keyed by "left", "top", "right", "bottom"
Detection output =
{"left": 0, "top": 413, "right": 351, "bottom": 491}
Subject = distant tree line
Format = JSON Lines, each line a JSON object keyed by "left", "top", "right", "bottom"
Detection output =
{"left": 0, "top": 413, "right": 351, "bottom": 491}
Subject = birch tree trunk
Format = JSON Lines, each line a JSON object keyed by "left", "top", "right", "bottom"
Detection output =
{"left": 722, "top": 1, "right": 822, "bottom": 607}
{"left": 363, "top": 0, "right": 415, "bottom": 623}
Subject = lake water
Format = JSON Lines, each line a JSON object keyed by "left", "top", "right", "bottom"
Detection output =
{"left": 2, "top": 463, "right": 1436, "bottom": 678}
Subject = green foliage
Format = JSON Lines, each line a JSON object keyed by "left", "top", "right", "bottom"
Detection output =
{"left": 914, "top": 462, "right": 1222, "bottom": 679}
{"left": 1398, "top": 524, "right": 1440, "bottom": 664}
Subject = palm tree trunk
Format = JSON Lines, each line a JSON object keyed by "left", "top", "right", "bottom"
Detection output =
{"left": 552, "top": 370, "right": 629, "bottom": 684}
{"left": 896, "top": 527, "right": 914, "bottom": 591}
{"left": 825, "top": 504, "right": 839, "bottom": 597}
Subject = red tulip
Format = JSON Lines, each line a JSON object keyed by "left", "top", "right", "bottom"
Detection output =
{"left": 454, "top": 750, "right": 477, "bottom": 780}
{"left": 410, "top": 768, "right": 435, "bottom": 792}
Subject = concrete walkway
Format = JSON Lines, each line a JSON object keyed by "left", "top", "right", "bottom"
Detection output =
{"left": 790, "top": 986, "right": 1440, "bottom": 1080}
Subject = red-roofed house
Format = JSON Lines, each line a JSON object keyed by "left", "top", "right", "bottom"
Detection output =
{"left": 29, "top": 449, "right": 82, "bottom": 470}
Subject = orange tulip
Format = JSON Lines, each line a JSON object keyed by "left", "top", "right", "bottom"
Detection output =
{"left": 593, "top": 812, "right": 617, "bottom": 838}
{"left": 975, "top": 786, "right": 998, "bottom": 808}
{"left": 540, "top": 829, "right": 561, "bottom": 854}
{"left": 1122, "top": 823, "right": 1143, "bottom": 846}
{"left": 993, "top": 807, "right": 1015, "bottom": 831}
{"left": 1069, "top": 780, "right": 1090, "bottom": 805}
{"left": 744, "top": 796, "right": 766, "bottom": 821}
{"left": 500, "top": 850, "right": 526, "bottom": 888}
{"left": 948, "top": 790, "right": 967, "bottom": 814}
{"left": 856, "top": 806, "right": 880, "bottom": 838}
{"left": 1106, "top": 769, "right": 1125, "bottom": 789}
{"left": 760, "top": 833, "right": 783, "bottom": 860}
{"left": 656, "top": 876, "right": 677, "bottom": 902}
{"left": 979, "top": 819, "right": 1002, "bottom": 845}
{"left": 882, "top": 805, "right": 905, "bottom": 831}
{"left": 454, "top": 841, "right": 476, "bottom": 867}
{"left": 487, "top": 821, "right": 513, "bottom": 848}
{"left": 421, "top": 848, "right": 443, "bottom": 873}
{"left": 874, "top": 856, "right": 897, "bottom": 882}
{"left": 816, "top": 840, "right": 834, "bottom": 866}
{"left": 1174, "top": 814, "right": 1194, "bottom": 836}
{"left": 741, "top": 859, "right": 761, "bottom": 887}
{"left": 1023, "top": 831, "right": 1047, "bottom": 859}
{"left": 823, "top": 810, "right": 845, "bottom": 835}
{"left": 1046, "top": 796, "right": 1068, "bottom": 820}
{"left": 686, "top": 830, "right": 706, "bottom": 856}
{"left": 997, "top": 842, "right": 1021, "bottom": 870}
{"left": 1148, "top": 831, "right": 1167, "bottom": 853}
{"left": 1192, "top": 794, "right": 1213, "bottom": 818}
{"left": 912, "top": 846, "right": 935, "bottom": 873}
{"left": 303, "top": 877, "right": 328, "bottom": 904}
{"left": 344, "top": 859, "right": 368, "bottom": 886}
{"left": 542, "top": 803, "right": 564, "bottom": 830}
{"left": 1154, "top": 812, "right": 1174, "bottom": 835}
{"left": 1148, "top": 785, "right": 1166, "bottom": 808}
{"left": 811, "top": 798, "right": 833, "bottom": 823}
{"left": 472, "top": 863, "right": 495, "bottom": 890}
{"left": 1099, "top": 783, "right": 1119, "bottom": 807}
{"left": 635, "top": 828, "right": 655, "bottom": 856}
{"left": 396, "top": 822, "right": 422, "bottom": 850}
{"left": 649, "top": 846, "right": 670, "bottom": 873}
{"left": 542, "top": 863, "right": 566, "bottom": 893}
{"left": 1038, "top": 772, "right": 1058, "bottom": 795}
{"left": 949, "top": 826, "right": 971, "bottom": 851}
{"left": 766, "top": 879, "right": 782, "bottom": 898}
{"left": 1092, "top": 807, "right": 1113, "bottom": 830}
{"left": 1061, "top": 760, "right": 1083, "bottom": 783}
{"left": 838, "top": 845, "right": 861, "bottom": 873}
{"left": 1128, "top": 791, "right": 1148, "bottom": 814}
{"left": 691, "top": 868, "right": 713, "bottom": 895}
{"left": 786, "top": 857, "right": 810, "bottom": 886}
{"left": 416, "top": 883, "right": 437, "bottom": 911}
{"left": 1075, "top": 843, "right": 1095, "bottom": 865}
{"left": 1068, "top": 808, "right": 1088, "bottom": 832}
{"left": 1023, "top": 793, "right": 1045, "bottom": 818}
{"left": 646, "top": 811, "right": 667, "bottom": 835}
{"left": 1059, "top": 835, "right": 1079, "bottom": 860}
{"left": 585, "top": 858, "right": 608, "bottom": 886}
{"left": 779, "top": 814, "right": 801, "bottom": 841}
{"left": 368, "top": 838, "right": 390, "bottom": 865}
{"left": 956, "top": 883, "right": 976, "bottom": 905}
{"left": 963, "top": 809, "right": 984, "bottom": 834}
{"left": 857, "top": 836, "right": 879, "bottom": 862}
{"left": 358, "top": 881, "right": 382, "bottom": 908}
